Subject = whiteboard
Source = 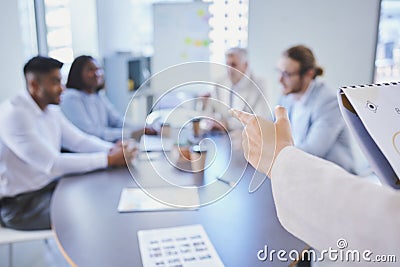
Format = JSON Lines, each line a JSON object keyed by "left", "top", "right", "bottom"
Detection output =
{"left": 248, "top": 0, "right": 380, "bottom": 105}
{"left": 152, "top": 2, "right": 211, "bottom": 73}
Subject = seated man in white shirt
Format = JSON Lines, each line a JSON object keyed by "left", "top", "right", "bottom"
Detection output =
{"left": 0, "top": 56, "right": 136, "bottom": 230}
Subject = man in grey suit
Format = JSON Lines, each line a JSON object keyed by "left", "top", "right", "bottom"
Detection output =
{"left": 277, "top": 45, "right": 354, "bottom": 173}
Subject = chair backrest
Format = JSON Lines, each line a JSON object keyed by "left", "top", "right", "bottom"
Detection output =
{"left": 0, "top": 225, "right": 53, "bottom": 245}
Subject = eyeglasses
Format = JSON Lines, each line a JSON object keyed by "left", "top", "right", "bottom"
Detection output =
{"left": 276, "top": 69, "right": 300, "bottom": 79}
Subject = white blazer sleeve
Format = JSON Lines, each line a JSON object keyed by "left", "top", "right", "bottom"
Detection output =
{"left": 271, "top": 146, "right": 400, "bottom": 258}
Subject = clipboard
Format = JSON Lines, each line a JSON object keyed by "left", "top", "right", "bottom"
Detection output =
{"left": 338, "top": 83, "right": 400, "bottom": 189}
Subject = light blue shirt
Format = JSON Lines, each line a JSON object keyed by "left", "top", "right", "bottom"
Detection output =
{"left": 279, "top": 80, "right": 355, "bottom": 173}
{"left": 61, "top": 89, "right": 132, "bottom": 142}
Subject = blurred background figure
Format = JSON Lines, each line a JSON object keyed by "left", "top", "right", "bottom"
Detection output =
{"left": 277, "top": 45, "right": 355, "bottom": 173}
{"left": 0, "top": 56, "right": 134, "bottom": 230}
{"left": 202, "top": 47, "right": 267, "bottom": 132}
{"left": 61, "top": 55, "right": 156, "bottom": 142}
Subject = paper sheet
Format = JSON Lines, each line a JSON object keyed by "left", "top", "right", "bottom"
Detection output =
{"left": 343, "top": 84, "right": 400, "bottom": 179}
{"left": 118, "top": 187, "right": 199, "bottom": 212}
{"left": 137, "top": 224, "right": 225, "bottom": 267}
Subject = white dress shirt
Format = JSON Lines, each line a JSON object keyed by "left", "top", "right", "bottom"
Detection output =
{"left": 0, "top": 91, "right": 113, "bottom": 198}
{"left": 271, "top": 146, "right": 400, "bottom": 264}
{"left": 207, "top": 71, "right": 270, "bottom": 130}
{"left": 289, "top": 80, "right": 315, "bottom": 145}
{"left": 215, "top": 70, "right": 266, "bottom": 115}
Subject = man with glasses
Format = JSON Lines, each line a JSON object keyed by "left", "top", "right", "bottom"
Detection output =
{"left": 277, "top": 45, "right": 354, "bottom": 173}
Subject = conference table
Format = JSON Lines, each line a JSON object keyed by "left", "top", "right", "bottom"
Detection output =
{"left": 51, "top": 133, "right": 307, "bottom": 266}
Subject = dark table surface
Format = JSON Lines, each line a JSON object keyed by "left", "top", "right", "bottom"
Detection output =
{"left": 51, "top": 135, "right": 306, "bottom": 266}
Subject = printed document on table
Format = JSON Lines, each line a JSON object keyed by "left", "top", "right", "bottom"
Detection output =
{"left": 118, "top": 187, "right": 199, "bottom": 212}
{"left": 342, "top": 85, "right": 400, "bottom": 178}
{"left": 137, "top": 224, "right": 225, "bottom": 267}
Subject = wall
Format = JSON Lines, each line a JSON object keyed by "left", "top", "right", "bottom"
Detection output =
{"left": 248, "top": 0, "right": 381, "bottom": 106}
{"left": 69, "top": 0, "right": 99, "bottom": 58}
{"left": 96, "top": 0, "right": 134, "bottom": 58}
{"left": 0, "top": 0, "right": 100, "bottom": 103}
{"left": 247, "top": 0, "right": 380, "bottom": 173}
{"left": 0, "top": 1, "right": 26, "bottom": 101}
{"left": 0, "top": 0, "right": 381, "bottom": 105}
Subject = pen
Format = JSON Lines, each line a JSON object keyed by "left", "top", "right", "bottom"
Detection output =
{"left": 216, "top": 177, "right": 235, "bottom": 187}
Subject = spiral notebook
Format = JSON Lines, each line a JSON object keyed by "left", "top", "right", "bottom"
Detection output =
{"left": 338, "top": 82, "right": 400, "bottom": 189}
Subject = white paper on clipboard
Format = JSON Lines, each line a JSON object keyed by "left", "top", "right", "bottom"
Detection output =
{"left": 340, "top": 82, "right": 400, "bottom": 188}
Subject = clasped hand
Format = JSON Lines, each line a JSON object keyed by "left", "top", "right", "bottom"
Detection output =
{"left": 107, "top": 139, "right": 138, "bottom": 167}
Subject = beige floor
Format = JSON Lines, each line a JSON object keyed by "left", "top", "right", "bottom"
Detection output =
{"left": 0, "top": 238, "right": 69, "bottom": 267}
{"left": 0, "top": 241, "right": 343, "bottom": 267}
{"left": 0, "top": 239, "right": 382, "bottom": 267}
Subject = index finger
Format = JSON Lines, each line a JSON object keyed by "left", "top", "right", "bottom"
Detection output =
{"left": 229, "top": 109, "right": 255, "bottom": 125}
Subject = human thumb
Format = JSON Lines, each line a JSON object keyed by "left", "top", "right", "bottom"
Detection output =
{"left": 274, "top": 105, "right": 294, "bottom": 149}
{"left": 274, "top": 105, "right": 289, "bottom": 121}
